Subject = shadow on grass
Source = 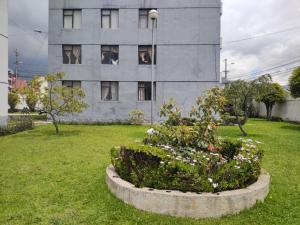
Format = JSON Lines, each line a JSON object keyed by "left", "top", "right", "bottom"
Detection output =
{"left": 280, "top": 125, "right": 300, "bottom": 132}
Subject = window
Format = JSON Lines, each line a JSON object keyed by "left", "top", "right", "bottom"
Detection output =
{"left": 101, "top": 46, "right": 119, "bottom": 65}
{"left": 63, "top": 45, "right": 81, "bottom": 64}
{"left": 101, "top": 9, "right": 119, "bottom": 29}
{"left": 138, "top": 82, "right": 156, "bottom": 101}
{"left": 101, "top": 82, "right": 119, "bottom": 101}
{"left": 63, "top": 10, "right": 81, "bottom": 29}
{"left": 139, "top": 9, "right": 157, "bottom": 29}
{"left": 139, "top": 45, "right": 156, "bottom": 65}
{"left": 62, "top": 80, "right": 81, "bottom": 88}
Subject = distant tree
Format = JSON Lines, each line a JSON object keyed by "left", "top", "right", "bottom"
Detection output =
{"left": 289, "top": 66, "right": 300, "bottom": 98}
{"left": 24, "top": 76, "right": 41, "bottom": 112}
{"left": 223, "top": 80, "right": 256, "bottom": 136}
{"left": 255, "top": 75, "right": 286, "bottom": 120}
{"left": 39, "top": 72, "right": 88, "bottom": 134}
{"left": 8, "top": 89, "right": 20, "bottom": 112}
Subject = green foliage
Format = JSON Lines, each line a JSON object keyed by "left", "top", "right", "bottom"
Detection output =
{"left": 40, "top": 72, "right": 88, "bottom": 134}
{"left": 112, "top": 139, "right": 263, "bottom": 193}
{"left": 255, "top": 75, "right": 286, "bottom": 120}
{"left": 112, "top": 87, "right": 263, "bottom": 193}
{"left": 190, "top": 87, "right": 226, "bottom": 146}
{"left": 24, "top": 76, "right": 41, "bottom": 112}
{"left": 289, "top": 66, "right": 300, "bottom": 98}
{"left": 128, "top": 109, "right": 145, "bottom": 125}
{"left": 160, "top": 98, "right": 182, "bottom": 126}
{"left": 0, "top": 116, "right": 33, "bottom": 136}
{"left": 222, "top": 80, "right": 256, "bottom": 135}
{"left": 8, "top": 89, "right": 20, "bottom": 112}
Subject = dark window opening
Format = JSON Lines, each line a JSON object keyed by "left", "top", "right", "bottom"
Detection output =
{"left": 101, "top": 81, "right": 119, "bottom": 101}
{"left": 101, "top": 9, "right": 119, "bottom": 29}
{"left": 63, "top": 45, "right": 81, "bottom": 64}
{"left": 138, "top": 82, "right": 156, "bottom": 101}
{"left": 101, "top": 46, "right": 119, "bottom": 65}
{"left": 139, "top": 45, "right": 156, "bottom": 65}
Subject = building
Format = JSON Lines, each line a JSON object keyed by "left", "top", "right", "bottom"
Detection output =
{"left": 8, "top": 70, "right": 28, "bottom": 91}
{"left": 0, "top": 0, "right": 8, "bottom": 125}
{"left": 49, "top": 0, "right": 222, "bottom": 122}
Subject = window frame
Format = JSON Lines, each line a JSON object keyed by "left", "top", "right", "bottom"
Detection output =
{"left": 62, "top": 80, "right": 81, "bottom": 88}
{"left": 101, "top": 45, "right": 119, "bottom": 65}
{"left": 138, "top": 45, "right": 157, "bottom": 65}
{"left": 62, "top": 45, "right": 82, "bottom": 64}
{"left": 139, "top": 9, "right": 157, "bottom": 29}
{"left": 63, "top": 9, "right": 82, "bottom": 29}
{"left": 138, "top": 82, "right": 156, "bottom": 101}
{"left": 101, "top": 9, "right": 119, "bottom": 29}
{"left": 101, "top": 81, "right": 119, "bottom": 101}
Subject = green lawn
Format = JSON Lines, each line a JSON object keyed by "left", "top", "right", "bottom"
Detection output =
{"left": 0, "top": 119, "right": 299, "bottom": 225}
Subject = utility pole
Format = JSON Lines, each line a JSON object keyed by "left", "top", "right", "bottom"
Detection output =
{"left": 14, "top": 49, "right": 20, "bottom": 88}
{"left": 223, "top": 59, "right": 234, "bottom": 83}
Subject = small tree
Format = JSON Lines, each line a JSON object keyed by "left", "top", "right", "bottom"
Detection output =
{"left": 8, "top": 89, "right": 20, "bottom": 112}
{"left": 255, "top": 75, "right": 286, "bottom": 120}
{"left": 223, "top": 80, "right": 256, "bottom": 136}
{"left": 128, "top": 109, "right": 145, "bottom": 125}
{"left": 39, "top": 72, "right": 88, "bottom": 134}
{"left": 289, "top": 66, "right": 300, "bottom": 98}
{"left": 160, "top": 98, "right": 182, "bottom": 126}
{"left": 24, "top": 76, "right": 41, "bottom": 112}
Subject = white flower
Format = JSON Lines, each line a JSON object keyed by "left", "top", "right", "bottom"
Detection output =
{"left": 160, "top": 161, "right": 165, "bottom": 165}
{"left": 147, "top": 128, "right": 159, "bottom": 135}
{"left": 193, "top": 159, "right": 197, "bottom": 163}
{"left": 212, "top": 183, "right": 218, "bottom": 188}
{"left": 190, "top": 163, "right": 195, "bottom": 166}
{"left": 208, "top": 178, "right": 213, "bottom": 183}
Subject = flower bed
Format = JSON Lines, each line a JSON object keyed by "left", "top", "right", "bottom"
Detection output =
{"left": 111, "top": 88, "right": 264, "bottom": 193}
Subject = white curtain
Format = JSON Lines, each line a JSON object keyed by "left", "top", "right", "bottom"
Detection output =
{"left": 102, "top": 16, "right": 110, "bottom": 29}
{"left": 73, "top": 10, "right": 81, "bottom": 29}
{"left": 111, "top": 82, "right": 118, "bottom": 100}
{"left": 65, "top": 51, "right": 71, "bottom": 64}
{"left": 111, "top": 10, "right": 119, "bottom": 29}
{"left": 64, "top": 16, "right": 72, "bottom": 29}
{"left": 72, "top": 46, "right": 81, "bottom": 64}
{"left": 102, "top": 82, "right": 110, "bottom": 100}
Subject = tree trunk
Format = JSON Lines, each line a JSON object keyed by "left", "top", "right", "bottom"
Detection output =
{"left": 264, "top": 103, "right": 274, "bottom": 121}
{"left": 236, "top": 115, "right": 247, "bottom": 136}
{"left": 49, "top": 113, "right": 59, "bottom": 134}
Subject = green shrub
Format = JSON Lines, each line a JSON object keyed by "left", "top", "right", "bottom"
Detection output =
{"left": 128, "top": 109, "right": 145, "bottom": 125}
{"left": 8, "top": 90, "right": 19, "bottom": 112}
{"left": 0, "top": 116, "right": 33, "bottom": 136}
{"left": 112, "top": 139, "right": 263, "bottom": 193}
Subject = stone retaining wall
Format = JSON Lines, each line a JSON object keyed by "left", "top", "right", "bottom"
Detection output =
{"left": 106, "top": 165, "right": 270, "bottom": 218}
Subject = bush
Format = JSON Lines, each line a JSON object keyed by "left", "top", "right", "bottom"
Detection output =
{"left": 111, "top": 87, "right": 264, "bottom": 193}
{"left": 0, "top": 116, "right": 33, "bottom": 136}
{"left": 112, "top": 138, "right": 263, "bottom": 193}
{"left": 128, "top": 109, "right": 145, "bottom": 125}
{"left": 8, "top": 90, "right": 19, "bottom": 112}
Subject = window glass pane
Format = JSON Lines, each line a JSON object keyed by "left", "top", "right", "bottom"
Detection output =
{"left": 111, "top": 10, "right": 119, "bottom": 29}
{"left": 73, "top": 81, "right": 81, "bottom": 88}
{"left": 102, "top": 10, "right": 111, "bottom": 16}
{"left": 73, "top": 10, "right": 81, "bottom": 29}
{"left": 64, "top": 16, "right": 73, "bottom": 29}
{"left": 64, "top": 10, "right": 73, "bottom": 16}
{"left": 62, "top": 81, "right": 72, "bottom": 87}
{"left": 139, "top": 46, "right": 156, "bottom": 65}
{"left": 111, "top": 82, "right": 119, "bottom": 101}
{"left": 102, "top": 16, "right": 110, "bottom": 28}
{"left": 72, "top": 46, "right": 81, "bottom": 64}
{"left": 63, "top": 46, "right": 72, "bottom": 64}
{"left": 101, "top": 46, "right": 119, "bottom": 65}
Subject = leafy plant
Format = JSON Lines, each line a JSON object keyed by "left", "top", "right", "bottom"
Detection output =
{"left": 24, "top": 76, "right": 42, "bottom": 112}
{"left": 0, "top": 116, "right": 33, "bottom": 136}
{"left": 8, "top": 89, "right": 20, "bottom": 112}
{"left": 289, "top": 66, "right": 300, "bottom": 98}
{"left": 128, "top": 109, "right": 145, "bottom": 125}
{"left": 160, "top": 98, "right": 182, "bottom": 126}
{"left": 255, "top": 75, "right": 286, "bottom": 120}
{"left": 39, "top": 72, "right": 88, "bottom": 134}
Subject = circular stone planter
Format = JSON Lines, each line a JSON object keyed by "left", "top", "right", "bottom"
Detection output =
{"left": 106, "top": 165, "right": 270, "bottom": 218}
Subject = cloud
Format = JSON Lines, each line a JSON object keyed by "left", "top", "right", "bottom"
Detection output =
{"left": 221, "top": 0, "right": 300, "bottom": 84}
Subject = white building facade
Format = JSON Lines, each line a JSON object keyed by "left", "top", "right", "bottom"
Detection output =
{"left": 0, "top": 0, "right": 8, "bottom": 125}
{"left": 49, "top": 0, "right": 222, "bottom": 122}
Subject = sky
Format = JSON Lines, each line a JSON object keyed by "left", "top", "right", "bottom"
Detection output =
{"left": 8, "top": 0, "right": 300, "bottom": 84}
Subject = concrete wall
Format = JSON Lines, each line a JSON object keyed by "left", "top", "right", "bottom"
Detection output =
{"left": 256, "top": 97, "right": 300, "bottom": 122}
{"left": 49, "top": 0, "right": 222, "bottom": 122}
{"left": 0, "top": 0, "right": 8, "bottom": 125}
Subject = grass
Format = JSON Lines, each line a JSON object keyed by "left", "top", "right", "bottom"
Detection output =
{"left": 0, "top": 119, "right": 299, "bottom": 225}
